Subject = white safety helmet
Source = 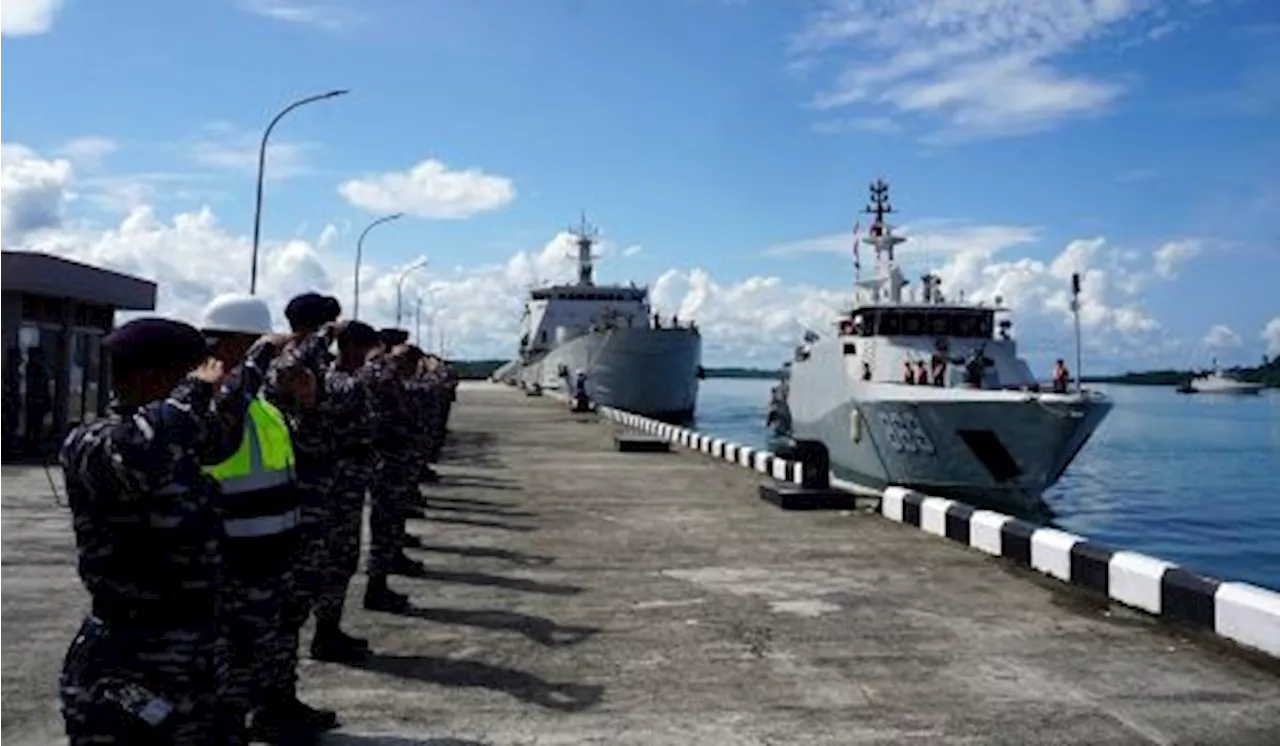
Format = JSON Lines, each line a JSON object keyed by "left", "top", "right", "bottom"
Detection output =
{"left": 199, "top": 293, "right": 274, "bottom": 335}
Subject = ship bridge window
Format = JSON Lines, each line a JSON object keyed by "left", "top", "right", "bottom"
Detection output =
{"left": 867, "top": 309, "right": 995, "bottom": 338}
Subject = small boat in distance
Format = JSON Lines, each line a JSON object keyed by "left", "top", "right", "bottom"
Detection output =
{"left": 1179, "top": 360, "right": 1265, "bottom": 395}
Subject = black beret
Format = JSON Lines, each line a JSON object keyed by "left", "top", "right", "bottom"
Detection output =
{"left": 284, "top": 292, "right": 332, "bottom": 329}
{"left": 378, "top": 328, "right": 409, "bottom": 346}
{"left": 320, "top": 296, "right": 341, "bottom": 323}
{"left": 104, "top": 318, "right": 209, "bottom": 370}
{"left": 337, "top": 320, "right": 379, "bottom": 349}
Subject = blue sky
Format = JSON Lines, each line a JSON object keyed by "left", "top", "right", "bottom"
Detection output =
{"left": 2, "top": 0, "right": 1277, "bottom": 368}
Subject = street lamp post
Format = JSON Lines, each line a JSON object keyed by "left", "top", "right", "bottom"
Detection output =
{"left": 351, "top": 212, "right": 404, "bottom": 320}
{"left": 414, "top": 295, "right": 425, "bottom": 346}
{"left": 249, "top": 88, "right": 349, "bottom": 295}
{"left": 395, "top": 258, "right": 429, "bottom": 327}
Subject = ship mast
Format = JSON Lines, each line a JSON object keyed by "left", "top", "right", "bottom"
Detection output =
{"left": 858, "top": 179, "right": 907, "bottom": 304}
{"left": 568, "top": 212, "right": 601, "bottom": 287}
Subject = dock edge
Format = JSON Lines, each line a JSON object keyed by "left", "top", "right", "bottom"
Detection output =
{"left": 585, "top": 399, "right": 1280, "bottom": 661}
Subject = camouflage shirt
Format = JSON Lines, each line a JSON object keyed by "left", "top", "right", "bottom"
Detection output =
{"left": 58, "top": 340, "right": 271, "bottom": 626}
{"left": 325, "top": 363, "right": 378, "bottom": 458}
{"left": 264, "top": 331, "right": 335, "bottom": 478}
{"left": 363, "top": 355, "right": 416, "bottom": 454}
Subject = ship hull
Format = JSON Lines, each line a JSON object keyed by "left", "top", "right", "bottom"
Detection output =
{"left": 786, "top": 388, "right": 1111, "bottom": 515}
{"left": 514, "top": 328, "right": 701, "bottom": 421}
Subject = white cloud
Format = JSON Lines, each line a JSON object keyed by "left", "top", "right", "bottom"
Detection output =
{"left": 621, "top": 244, "right": 643, "bottom": 257}
{"left": 1152, "top": 238, "right": 1201, "bottom": 279}
{"left": 237, "top": 0, "right": 359, "bottom": 32}
{"left": 188, "top": 138, "right": 315, "bottom": 181}
{"left": 1262, "top": 317, "right": 1280, "bottom": 356}
{"left": 1203, "top": 324, "right": 1242, "bottom": 349}
{"left": 812, "top": 116, "right": 901, "bottom": 135}
{"left": 55, "top": 136, "right": 118, "bottom": 167}
{"left": 791, "top": 0, "right": 1178, "bottom": 140}
{"left": 769, "top": 217, "right": 1178, "bottom": 346}
{"left": 2, "top": 143, "right": 74, "bottom": 244}
{"left": 338, "top": 159, "right": 517, "bottom": 220}
{"left": 1, "top": 143, "right": 832, "bottom": 364}
{"left": 1116, "top": 167, "right": 1157, "bottom": 183}
{"left": 1, "top": 143, "right": 1226, "bottom": 369}
{"left": 1, "top": 0, "right": 62, "bottom": 36}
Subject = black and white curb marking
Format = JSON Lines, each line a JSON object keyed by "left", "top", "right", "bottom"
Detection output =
{"left": 561, "top": 396, "right": 1280, "bottom": 660}
{"left": 881, "top": 487, "right": 1280, "bottom": 659}
{"left": 595, "top": 405, "right": 806, "bottom": 485}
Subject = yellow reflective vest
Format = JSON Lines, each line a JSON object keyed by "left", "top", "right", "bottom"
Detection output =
{"left": 203, "top": 397, "right": 300, "bottom": 540}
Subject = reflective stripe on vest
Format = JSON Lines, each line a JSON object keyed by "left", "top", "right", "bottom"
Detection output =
{"left": 224, "top": 508, "right": 301, "bottom": 538}
{"left": 203, "top": 398, "right": 297, "bottom": 537}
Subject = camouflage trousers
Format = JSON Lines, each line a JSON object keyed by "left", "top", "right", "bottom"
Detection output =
{"left": 369, "top": 454, "right": 417, "bottom": 576}
{"left": 222, "top": 568, "right": 294, "bottom": 717}
{"left": 284, "top": 478, "right": 335, "bottom": 626}
{"left": 314, "top": 457, "right": 373, "bottom": 622}
{"left": 59, "top": 616, "right": 233, "bottom": 745}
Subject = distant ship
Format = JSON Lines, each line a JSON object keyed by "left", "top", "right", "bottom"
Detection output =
{"left": 500, "top": 217, "right": 702, "bottom": 422}
{"left": 768, "top": 180, "right": 1113, "bottom": 512}
{"left": 1178, "top": 360, "right": 1265, "bottom": 395}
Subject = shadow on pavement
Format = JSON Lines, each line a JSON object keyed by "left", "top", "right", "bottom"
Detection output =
{"left": 413, "top": 568, "right": 583, "bottom": 596}
{"left": 417, "top": 515, "right": 538, "bottom": 533}
{"left": 410, "top": 543, "right": 555, "bottom": 567}
{"left": 323, "top": 736, "right": 490, "bottom": 746}
{"left": 395, "top": 604, "right": 600, "bottom": 647}
{"left": 353, "top": 654, "right": 604, "bottom": 713}
{"left": 422, "top": 503, "right": 538, "bottom": 519}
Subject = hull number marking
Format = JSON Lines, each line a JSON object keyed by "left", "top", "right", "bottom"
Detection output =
{"left": 878, "top": 410, "right": 936, "bottom": 456}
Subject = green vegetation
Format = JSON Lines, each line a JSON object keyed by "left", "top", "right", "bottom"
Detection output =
{"left": 447, "top": 359, "right": 509, "bottom": 380}
{"left": 701, "top": 367, "right": 784, "bottom": 380}
{"left": 444, "top": 360, "right": 785, "bottom": 381}
{"left": 1084, "top": 356, "right": 1280, "bottom": 388}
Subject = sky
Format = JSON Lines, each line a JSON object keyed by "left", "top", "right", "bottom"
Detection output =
{"left": 2, "top": 0, "right": 1277, "bottom": 372}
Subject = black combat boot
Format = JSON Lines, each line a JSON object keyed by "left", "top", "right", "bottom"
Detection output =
{"left": 311, "top": 622, "right": 371, "bottom": 663}
{"left": 400, "top": 533, "right": 424, "bottom": 549}
{"left": 391, "top": 554, "right": 428, "bottom": 577}
{"left": 363, "top": 575, "right": 410, "bottom": 612}
{"left": 420, "top": 467, "right": 440, "bottom": 483}
{"left": 248, "top": 694, "right": 337, "bottom": 744}
{"left": 403, "top": 506, "right": 427, "bottom": 520}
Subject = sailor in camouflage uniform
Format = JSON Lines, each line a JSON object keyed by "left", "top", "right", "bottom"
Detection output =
{"left": 407, "top": 356, "right": 442, "bottom": 486}
{"left": 439, "top": 359, "right": 459, "bottom": 444}
{"left": 364, "top": 332, "right": 429, "bottom": 611}
{"left": 57, "top": 318, "right": 260, "bottom": 745}
{"left": 310, "top": 320, "right": 381, "bottom": 660}
{"left": 195, "top": 294, "right": 334, "bottom": 743}
{"left": 261, "top": 293, "right": 349, "bottom": 728}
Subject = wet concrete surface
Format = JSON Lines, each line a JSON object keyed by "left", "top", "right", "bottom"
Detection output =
{"left": 3, "top": 381, "right": 1279, "bottom": 745}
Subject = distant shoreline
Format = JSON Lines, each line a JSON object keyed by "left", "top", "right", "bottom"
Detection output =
{"left": 444, "top": 360, "right": 785, "bottom": 381}
{"left": 446, "top": 358, "right": 1277, "bottom": 388}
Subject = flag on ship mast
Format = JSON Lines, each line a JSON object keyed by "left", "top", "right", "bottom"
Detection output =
{"left": 852, "top": 220, "right": 861, "bottom": 278}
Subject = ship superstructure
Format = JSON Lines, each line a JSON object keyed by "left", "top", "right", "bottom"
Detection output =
{"left": 507, "top": 217, "right": 702, "bottom": 421}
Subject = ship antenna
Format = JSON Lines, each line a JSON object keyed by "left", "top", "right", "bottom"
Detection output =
{"left": 863, "top": 178, "right": 894, "bottom": 260}
{"left": 566, "top": 211, "right": 601, "bottom": 286}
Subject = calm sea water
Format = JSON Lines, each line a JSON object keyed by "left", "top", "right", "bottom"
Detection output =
{"left": 690, "top": 378, "right": 1280, "bottom": 591}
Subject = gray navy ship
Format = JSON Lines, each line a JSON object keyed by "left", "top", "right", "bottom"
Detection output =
{"left": 496, "top": 218, "right": 702, "bottom": 422}
{"left": 769, "top": 180, "right": 1113, "bottom": 512}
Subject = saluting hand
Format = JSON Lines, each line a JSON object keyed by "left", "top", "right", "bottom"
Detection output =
{"left": 257, "top": 332, "right": 295, "bottom": 352}
{"left": 190, "top": 357, "right": 225, "bottom": 384}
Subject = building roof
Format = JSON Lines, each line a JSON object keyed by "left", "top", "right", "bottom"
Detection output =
{"left": 1, "top": 251, "right": 157, "bottom": 311}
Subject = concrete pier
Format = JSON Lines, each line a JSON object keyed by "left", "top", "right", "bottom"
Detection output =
{"left": 4, "top": 381, "right": 1280, "bottom": 744}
